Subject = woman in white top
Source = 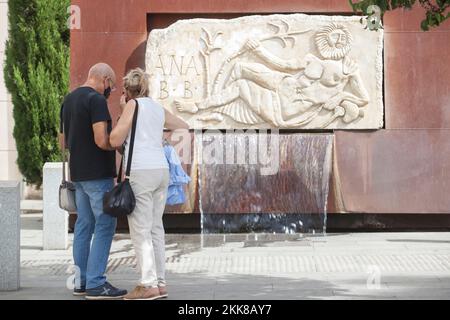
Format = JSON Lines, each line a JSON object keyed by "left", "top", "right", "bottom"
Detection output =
{"left": 110, "top": 68, "right": 188, "bottom": 300}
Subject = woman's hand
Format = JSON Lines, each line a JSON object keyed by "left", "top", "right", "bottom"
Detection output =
{"left": 120, "top": 94, "right": 127, "bottom": 112}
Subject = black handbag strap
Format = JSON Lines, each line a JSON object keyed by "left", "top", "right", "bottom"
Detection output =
{"left": 121, "top": 99, "right": 139, "bottom": 181}
{"left": 61, "top": 121, "right": 68, "bottom": 183}
{"left": 117, "top": 154, "right": 124, "bottom": 183}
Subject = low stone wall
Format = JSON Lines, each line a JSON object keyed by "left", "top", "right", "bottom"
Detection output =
{"left": 0, "top": 181, "right": 20, "bottom": 291}
{"left": 43, "top": 163, "right": 68, "bottom": 250}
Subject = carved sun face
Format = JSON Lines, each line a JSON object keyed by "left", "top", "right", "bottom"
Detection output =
{"left": 315, "top": 23, "right": 353, "bottom": 60}
{"left": 328, "top": 30, "right": 347, "bottom": 49}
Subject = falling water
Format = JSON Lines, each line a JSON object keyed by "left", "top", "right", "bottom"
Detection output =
{"left": 320, "top": 136, "right": 333, "bottom": 236}
{"left": 197, "top": 131, "right": 333, "bottom": 235}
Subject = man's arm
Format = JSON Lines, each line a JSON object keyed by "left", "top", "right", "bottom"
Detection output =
{"left": 89, "top": 93, "right": 118, "bottom": 151}
{"left": 344, "top": 71, "right": 370, "bottom": 106}
{"left": 245, "top": 39, "right": 305, "bottom": 72}
{"left": 340, "top": 58, "right": 369, "bottom": 106}
{"left": 334, "top": 72, "right": 370, "bottom": 107}
{"left": 323, "top": 71, "right": 370, "bottom": 111}
{"left": 93, "top": 121, "right": 116, "bottom": 151}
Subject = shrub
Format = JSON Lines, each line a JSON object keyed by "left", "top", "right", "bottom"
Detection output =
{"left": 4, "top": 0, "right": 70, "bottom": 186}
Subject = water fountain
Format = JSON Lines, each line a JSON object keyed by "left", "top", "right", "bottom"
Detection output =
{"left": 197, "top": 131, "right": 333, "bottom": 235}
{"left": 146, "top": 13, "right": 383, "bottom": 236}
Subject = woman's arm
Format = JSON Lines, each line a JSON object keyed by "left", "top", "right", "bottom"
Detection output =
{"left": 164, "top": 109, "right": 189, "bottom": 130}
{"left": 110, "top": 99, "right": 136, "bottom": 148}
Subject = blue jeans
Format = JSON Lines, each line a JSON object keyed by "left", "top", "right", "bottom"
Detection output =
{"left": 73, "top": 178, "right": 116, "bottom": 289}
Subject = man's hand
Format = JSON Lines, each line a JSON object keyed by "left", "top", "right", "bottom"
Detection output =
{"left": 244, "top": 39, "right": 261, "bottom": 51}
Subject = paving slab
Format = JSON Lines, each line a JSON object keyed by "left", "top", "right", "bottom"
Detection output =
{"left": 1, "top": 214, "right": 449, "bottom": 300}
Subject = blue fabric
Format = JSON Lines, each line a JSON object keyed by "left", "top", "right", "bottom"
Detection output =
{"left": 73, "top": 178, "right": 116, "bottom": 289}
{"left": 164, "top": 144, "right": 191, "bottom": 205}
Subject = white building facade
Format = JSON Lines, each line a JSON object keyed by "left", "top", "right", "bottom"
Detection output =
{"left": 0, "top": 0, "right": 21, "bottom": 183}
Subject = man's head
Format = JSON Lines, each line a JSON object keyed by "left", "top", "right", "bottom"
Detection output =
{"left": 86, "top": 63, "right": 117, "bottom": 99}
{"left": 315, "top": 23, "right": 353, "bottom": 60}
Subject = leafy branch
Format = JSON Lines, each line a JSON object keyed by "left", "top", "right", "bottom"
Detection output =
{"left": 349, "top": 0, "right": 450, "bottom": 31}
{"left": 200, "top": 28, "right": 223, "bottom": 97}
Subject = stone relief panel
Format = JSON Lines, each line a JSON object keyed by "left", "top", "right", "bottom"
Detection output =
{"left": 146, "top": 14, "right": 384, "bottom": 129}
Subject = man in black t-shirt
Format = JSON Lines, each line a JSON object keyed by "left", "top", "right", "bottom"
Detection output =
{"left": 60, "top": 63, "right": 127, "bottom": 299}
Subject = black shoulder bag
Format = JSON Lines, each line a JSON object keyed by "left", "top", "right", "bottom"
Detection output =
{"left": 103, "top": 99, "right": 139, "bottom": 217}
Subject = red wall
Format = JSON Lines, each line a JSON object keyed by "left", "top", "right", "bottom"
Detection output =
{"left": 70, "top": 0, "right": 450, "bottom": 214}
{"left": 70, "top": 0, "right": 354, "bottom": 121}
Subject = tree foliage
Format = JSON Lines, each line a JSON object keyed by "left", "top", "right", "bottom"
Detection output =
{"left": 4, "top": 0, "right": 70, "bottom": 186}
{"left": 349, "top": 0, "right": 450, "bottom": 30}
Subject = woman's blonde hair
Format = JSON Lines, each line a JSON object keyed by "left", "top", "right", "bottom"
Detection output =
{"left": 123, "top": 68, "right": 150, "bottom": 98}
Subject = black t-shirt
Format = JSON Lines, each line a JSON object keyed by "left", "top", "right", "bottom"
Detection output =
{"left": 60, "top": 87, "right": 116, "bottom": 182}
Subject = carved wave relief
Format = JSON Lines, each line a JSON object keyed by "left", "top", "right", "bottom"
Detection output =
{"left": 146, "top": 14, "right": 384, "bottom": 129}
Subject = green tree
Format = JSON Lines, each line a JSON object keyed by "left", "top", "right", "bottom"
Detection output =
{"left": 4, "top": 0, "right": 70, "bottom": 186}
{"left": 349, "top": 0, "right": 450, "bottom": 30}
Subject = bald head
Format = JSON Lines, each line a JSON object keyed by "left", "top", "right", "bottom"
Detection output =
{"left": 88, "top": 63, "right": 116, "bottom": 83}
{"left": 84, "top": 63, "right": 117, "bottom": 97}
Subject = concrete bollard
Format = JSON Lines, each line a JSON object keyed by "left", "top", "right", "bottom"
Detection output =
{"left": 43, "top": 163, "right": 68, "bottom": 250}
{"left": 0, "top": 181, "right": 21, "bottom": 291}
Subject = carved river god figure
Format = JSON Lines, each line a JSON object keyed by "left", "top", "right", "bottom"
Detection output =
{"left": 146, "top": 15, "right": 383, "bottom": 129}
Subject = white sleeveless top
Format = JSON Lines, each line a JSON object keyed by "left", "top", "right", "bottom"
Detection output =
{"left": 124, "top": 97, "right": 168, "bottom": 171}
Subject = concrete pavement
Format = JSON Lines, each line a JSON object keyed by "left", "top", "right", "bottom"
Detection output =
{"left": 1, "top": 213, "right": 450, "bottom": 300}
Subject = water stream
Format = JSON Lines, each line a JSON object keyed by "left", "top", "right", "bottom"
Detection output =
{"left": 196, "top": 131, "right": 333, "bottom": 235}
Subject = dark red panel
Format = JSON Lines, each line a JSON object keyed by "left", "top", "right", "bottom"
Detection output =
{"left": 334, "top": 130, "right": 450, "bottom": 213}
{"left": 70, "top": 0, "right": 355, "bottom": 34}
{"left": 70, "top": 32, "right": 148, "bottom": 120}
{"left": 70, "top": 0, "right": 148, "bottom": 33}
{"left": 384, "top": 5, "right": 450, "bottom": 32}
{"left": 384, "top": 31, "right": 450, "bottom": 129}
{"left": 145, "top": 0, "right": 351, "bottom": 14}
